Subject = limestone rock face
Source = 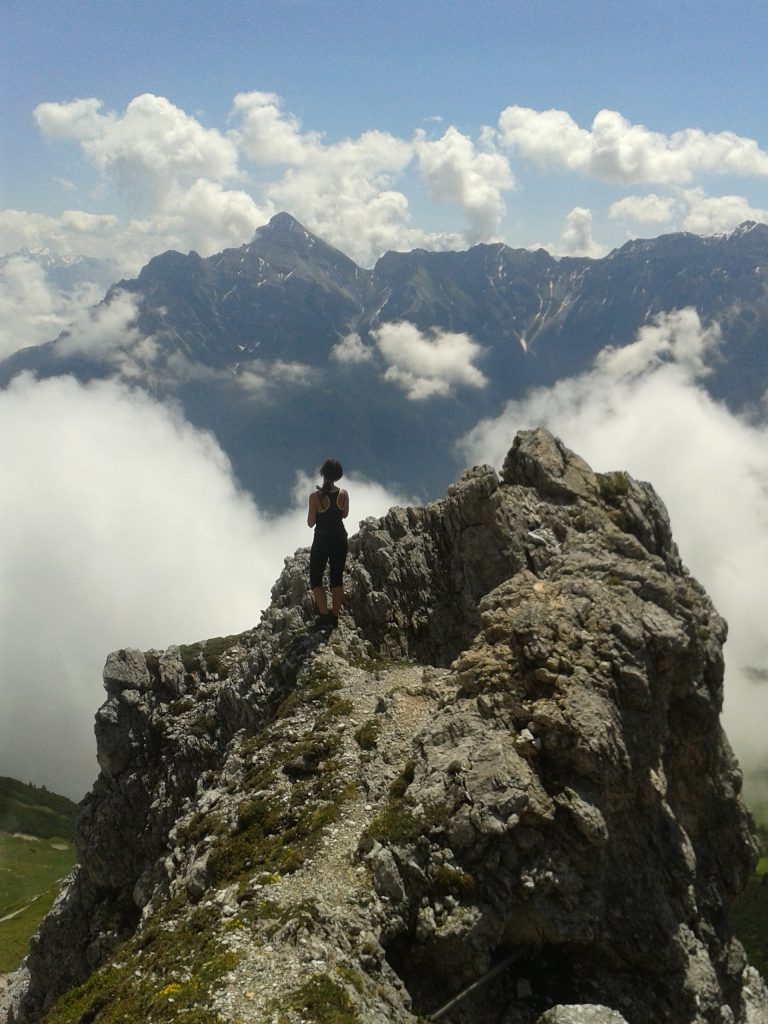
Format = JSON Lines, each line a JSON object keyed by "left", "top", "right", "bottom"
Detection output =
{"left": 4, "top": 428, "right": 766, "bottom": 1024}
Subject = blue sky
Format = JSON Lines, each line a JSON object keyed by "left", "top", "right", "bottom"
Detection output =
{"left": 2, "top": 0, "right": 768, "bottom": 270}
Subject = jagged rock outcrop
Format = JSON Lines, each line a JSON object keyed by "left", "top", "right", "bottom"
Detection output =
{"left": 3, "top": 429, "right": 766, "bottom": 1024}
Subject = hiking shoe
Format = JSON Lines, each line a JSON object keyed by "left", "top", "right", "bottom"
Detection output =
{"left": 310, "top": 613, "right": 334, "bottom": 632}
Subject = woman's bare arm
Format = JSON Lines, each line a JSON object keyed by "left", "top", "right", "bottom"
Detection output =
{"left": 307, "top": 491, "right": 318, "bottom": 527}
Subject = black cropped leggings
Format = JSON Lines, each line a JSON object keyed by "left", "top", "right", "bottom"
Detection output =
{"left": 309, "top": 530, "right": 348, "bottom": 589}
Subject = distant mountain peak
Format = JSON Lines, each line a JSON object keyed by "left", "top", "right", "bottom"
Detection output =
{"left": 247, "top": 212, "right": 362, "bottom": 273}
{"left": 264, "top": 211, "right": 306, "bottom": 232}
{"left": 718, "top": 219, "right": 768, "bottom": 241}
{"left": 252, "top": 211, "right": 322, "bottom": 248}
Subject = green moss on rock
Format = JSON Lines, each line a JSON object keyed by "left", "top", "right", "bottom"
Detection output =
{"left": 276, "top": 972, "right": 359, "bottom": 1023}
{"left": 204, "top": 662, "right": 357, "bottom": 887}
{"left": 354, "top": 719, "right": 381, "bottom": 751}
{"left": 597, "top": 470, "right": 630, "bottom": 499}
{"left": 179, "top": 632, "right": 250, "bottom": 679}
{"left": 45, "top": 897, "right": 236, "bottom": 1024}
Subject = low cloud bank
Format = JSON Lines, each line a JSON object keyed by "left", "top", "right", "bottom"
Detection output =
{"left": 332, "top": 322, "right": 487, "bottom": 400}
{"left": 0, "top": 374, "right": 406, "bottom": 798}
{"left": 0, "top": 256, "right": 107, "bottom": 357}
{"left": 461, "top": 309, "right": 768, "bottom": 797}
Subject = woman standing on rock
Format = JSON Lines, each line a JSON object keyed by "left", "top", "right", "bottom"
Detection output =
{"left": 307, "top": 458, "right": 349, "bottom": 631}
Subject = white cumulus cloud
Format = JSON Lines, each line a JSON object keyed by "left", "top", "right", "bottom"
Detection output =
{"left": 228, "top": 92, "right": 445, "bottom": 264}
{"left": 0, "top": 210, "right": 124, "bottom": 265}
{"left": 35, "top": 94, "right": 240, "bottom": 205}
{"left": 230, "top": 93, "right": 481, "bottom": 265}
{"left": 235, "top": 359, "right": 317, "bottom": 394}
{"left": 229, "top": 91, "right": 320, "bottom": 165}
{"left": 373, "top": 321, "right": 487, "bottom": 399}
{"left": 497, "top": 106, "right": 768, "bottom": 184}
{"left": 146, "top": 177, "right": 269, "bottom": 255}
{"left": 331, "top": 332, "right": 375, "bottom": 364}
{"left": 262, "top": 130, "right": 430, "bottom": 266}
{"left": 536, "top": 207, "right": 607, "bottom": 258}
{"left": 16, "top": 91, "right": 459, "bottom": 270}
{"left": 596, "top": 307, "right": 721, "bottom": 379}
{"left": 557, "top": 207, "right": 606, "bottom": 257}
{"left": 32, "top": 96, "right": 105, "bottom": 139}
{"left": 24, "top": 95, "right": 270, "bottom": 271}
{"left": 415, "top": 126, "right": 515, "bottom": 242}
{"left": 0, "top": 200, "right": 269, "bottom": 279}
{"left": 609, "top": 193, "right": 677, "bottom": 224}
{"left": 680, "top": 189, "right": 768, "bottom": 235}
{"left": 56, "top": 289, "right": 161, "bottom": 380}
{"left": 460, "top": 308, "right": 768, "bottom": 793}
{"left": 10, "top": 90, "right": 768, "bottom": 283}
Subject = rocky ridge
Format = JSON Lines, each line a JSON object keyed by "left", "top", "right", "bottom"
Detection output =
{"left": 3, "top": 429, "right": 767, "bottom": 1024}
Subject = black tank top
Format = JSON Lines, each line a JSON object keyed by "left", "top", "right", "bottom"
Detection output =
{"left": 315, "top": 487, "right": 347, "bottom": 535}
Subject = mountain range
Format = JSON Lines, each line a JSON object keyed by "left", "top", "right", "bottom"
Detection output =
{"left": 2, "top": 215, "right": 767, "bottom": 509}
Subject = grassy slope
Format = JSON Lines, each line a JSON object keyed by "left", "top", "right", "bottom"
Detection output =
{"left": 0, "top": 778, "right": 78, "bottom": 973}
{"left": 0, "top": 834, "right": 76, "bottom": 973}
{"left": 0, "top": 777, "right": 78, "bottom": 840}
{"left": 730, "top": 806, "right": 768, "bottom": 983}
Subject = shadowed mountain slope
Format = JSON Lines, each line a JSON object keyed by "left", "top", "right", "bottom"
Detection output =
{"left": 1, "top": 218, "right": 767, "bottom": 509}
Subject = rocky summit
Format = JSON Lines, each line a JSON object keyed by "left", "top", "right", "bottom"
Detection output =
{"left": 3, "top": 429, "right": 766, "bottom": 1024}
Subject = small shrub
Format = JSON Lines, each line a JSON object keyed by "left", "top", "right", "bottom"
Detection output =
{"left": 279, "top": 973, "right": 359, "bottom": 1023}
{"left": 389, "top": 759, "right": 416, "bottom": 799}
{"left": 188, "top": 714, "right": 218, "bottom": 738}
{"left": 363, "top": 793, "right": 451, "bottom": 849}
{"left": 354, "top": 720, "right": 381, "bottom": 751}
{"left": 598, "top": 471, "right": 630, "bottom": 499}
{"left": 433, "top": 863, "right": 475, "bottom": 898}
{"left": 276, "top": 665, "right": 342, "bottom": 719}
{"left": 349, "top": 648, "right": 403, "bottom": 673}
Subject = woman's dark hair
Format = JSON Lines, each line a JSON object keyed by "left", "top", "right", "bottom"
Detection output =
{"left": 319, "top": 458, "right": 343, "bottom": 491}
